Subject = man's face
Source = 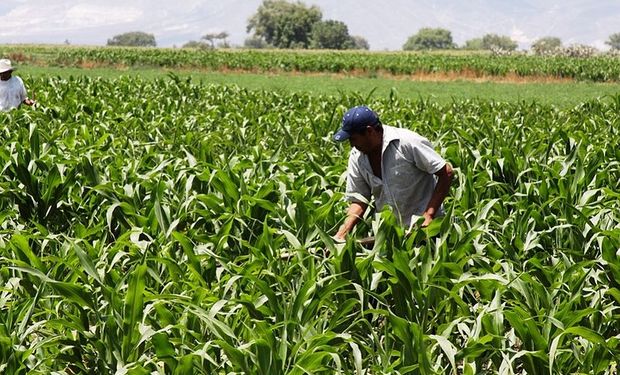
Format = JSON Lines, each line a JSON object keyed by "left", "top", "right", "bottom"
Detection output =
{"left": 349, "top": 126, "right": 379, "bottom": 154}
{"left": 0, "top": 71, "right": 12, "bottom": 81}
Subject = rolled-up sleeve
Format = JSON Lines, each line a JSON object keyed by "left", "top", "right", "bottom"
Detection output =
{"left": 345, "top": 153, "right": 371, "bottom": 204}
{"left": 406, "top": 136, "right": 446, "bottom": 174}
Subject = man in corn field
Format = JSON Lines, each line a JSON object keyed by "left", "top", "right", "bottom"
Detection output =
{"left": 0, "top": 59, "right": 36, "bottom": 111}
{"left": 333, "top": 105, "right": 453, "bottom": 241}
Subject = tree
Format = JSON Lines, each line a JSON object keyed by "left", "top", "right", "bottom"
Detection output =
{"left": 309, "top": 20, "right": 354, "bottom": 49}
{"left": 247, "top": 0, "right": 322, "bottom": 49}
{"left": 244, "top": 36, "right": 272, "bottom": 49}
{"left": 605, "top": 33, "right": 620, "bottom": 50}
{"left": 182, "top": 40, "right": 210, "bottom": 50}
{"left": 531, "top": 36, "right": 561, "bottom": 55}
{"left": 402, "top": 28, "right": 455, "bottom": 51}
{"left": 462, "top": 38, "right": 483, "bottom": 50}
{"left": 481, "top": 33, "right": 517, "bottom": 51}
{"left": 107, "top": 31, "right": 156, "bottom": 47}
{"left": 351, "top": 35, "right": 370, "bottom": 50}
{"left": 202, "top": 31, "right": 229, "bottom": 49}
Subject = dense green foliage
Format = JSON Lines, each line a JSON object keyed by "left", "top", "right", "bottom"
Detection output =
{"left": 309, "top": 20, "right": 355, "bottom": 50}
{"left": 181, "top": 40, "right": 211, "bottom": 50}
{"left": 247, "top": 0, "right": 322, "bottom": 49}
{"left": 245, "top": 0, "right": 365, "bottom": 51}
{"left": 481, "top": 34, "right": 518, "bottom": 52}
{"left": 0, "top": 74, "right": 619, "bottom": 373}
{"left": 531, "top": 37, "right": 563, "bottom": 55}
{"left": 350, "top": 36, "right": 370, "bottom": 50}
{"left": 16, "top": 65, "right": 620, "bottom": 109}
{"left": 463, "top": 38, "right": 484, "bottom": 51}
{"left": 201, "top": 32, "right": 230, "bottom": 49}
{"left": 107, "top": 32, "right": 157, "bottom": 47}
{"left": 606, "top": 32, "right": 620, "bottom": 50}
{"left": 5, "top": 45, "right": 620, "bottom": 82}
{"left": 402, "top": 28, "right": 455, "bottom": 51}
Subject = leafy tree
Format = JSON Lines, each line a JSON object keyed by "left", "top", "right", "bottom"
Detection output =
{"left": 462, "top": 38, "right": 483, "bottom": 50}
{"left": 605, "top": 33, "right": 620, "bottom": 50}
{"left": 247, "top": 0, "right": 322, "bottom": 48}
{"left": 202, "top": 31, "right": 229, "bottom": 49}
{"left": 481, "top": 33, "right": 517, "bottom": 51}
{"left": 182, "top": 40, "right": 210, "bottom": 50}
{"left": 244, "top": 36, "right": 272, "bottom": 49}
{"left": 351, "top": 35, "right": 370, "bottom": 50}
{"left": 402, "top": 28, "right": 455, "bottom": 51}
{"left": 531, "top": 36, "right": 562, "bottom": 55}
{"left": 107, "top": 31, "right": 156, "bottom": 47}
{"left": 309, "top": 20, "right": 354, "bottom": 49}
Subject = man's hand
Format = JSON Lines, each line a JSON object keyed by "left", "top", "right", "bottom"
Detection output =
{"left": 334, "top": 201, "right": 367, "bottom": 242}
{"left": 421, "top": 212, "right": 433, "bottom": 227}
{"left": 332, "top": 233, "right": 346, "bottom": 243}
{"left": 420, "top": 163, "right": 453, "bottom": 228}
{"left": 405, "top": 215, "right": 424, "bottom": 238}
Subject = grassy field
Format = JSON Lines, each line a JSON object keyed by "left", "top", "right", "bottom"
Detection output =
{"left": 18, "top": 65, "right": 620, "bottom": 108}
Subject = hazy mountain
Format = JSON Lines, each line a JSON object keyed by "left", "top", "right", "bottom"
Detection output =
{"left": 1, "top": 0, "right": 618, "bottom": 51}
{"left": 288, "top": 0, "right": 620, "bottom": 50}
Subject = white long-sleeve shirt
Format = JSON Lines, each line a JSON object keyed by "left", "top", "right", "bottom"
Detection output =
{"left": 0, "top": 76, "right": 27, "bottom": 111}
{"left": 345, "top": 125, "right": 446, "bottom": 227}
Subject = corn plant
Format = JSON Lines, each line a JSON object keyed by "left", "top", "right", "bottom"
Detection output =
{"left": 0, "top": 74, "right": 619, "bottom": 374}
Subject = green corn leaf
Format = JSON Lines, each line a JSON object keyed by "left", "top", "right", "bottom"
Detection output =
{"left": 10, "top": 234, "right": 45, "bottom": 272}
{"left": 122, "top": 264, "right": 148, "bottom": 361}
{"left": 152, "top": 332, "right": 177, "bottom": 371}
{"left": 49, "top": 281, "right": 95, "bottom": 310}
{"left": 72, "top": 241, "right": 103, "bottom": 285}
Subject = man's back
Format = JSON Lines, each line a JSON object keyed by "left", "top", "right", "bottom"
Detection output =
{"left": 0, "top": 75, "right": 27, "bottom": 111}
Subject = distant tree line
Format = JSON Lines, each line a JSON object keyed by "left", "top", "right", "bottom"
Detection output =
{"left": 105, "top": 1, "right": 620, "bottom": 54}
{"left": 107, "top": 31, "right": 156, "bottom": 47}
{"left": 106, "top": 0, "right": 368, "bottom": 50}
{"left": 243, "top": 0, "right": 368, "bottom": 50}
{"left": 183, "top": 32, "right": 230, "bottom": 50}
{"left": 401, "top": 28, "right": 620, "bottom": 57}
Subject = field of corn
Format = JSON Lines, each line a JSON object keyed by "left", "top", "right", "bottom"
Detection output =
{"left": 4, "top": 45, "right": 620, "bottom": 82}
{"left": 0, "top": 66, "right": 620, "bottom": 373}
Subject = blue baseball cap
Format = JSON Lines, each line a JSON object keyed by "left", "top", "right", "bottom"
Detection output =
{"left": 333, "top": 106, "right": 380, "bottom": 142}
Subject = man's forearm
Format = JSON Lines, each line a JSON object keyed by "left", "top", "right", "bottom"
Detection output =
{"left": 335, "top": 202, "right": 367, "bottom": 239}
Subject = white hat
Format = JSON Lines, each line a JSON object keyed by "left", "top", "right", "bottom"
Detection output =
{"left": 0, "top": 59, "right": 15, "bottom": 73}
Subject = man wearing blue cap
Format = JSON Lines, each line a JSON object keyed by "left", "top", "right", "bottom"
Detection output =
{"left": 333, "top": 105, "right": 453, "bottom": 241}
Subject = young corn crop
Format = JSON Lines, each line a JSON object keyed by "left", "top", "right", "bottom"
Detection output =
{"left": 5, "top": 45, "right": 620, "bottom": 81}
{"left": 0, "top": 75, "right": 619, "bottom": 374}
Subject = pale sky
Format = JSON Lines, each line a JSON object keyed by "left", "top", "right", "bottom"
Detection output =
{"left": 1, "top": 0, "right": 618, "bottom": 50}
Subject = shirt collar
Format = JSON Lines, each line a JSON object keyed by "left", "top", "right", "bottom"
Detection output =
{"left": 381, "top": 125, "right": 400, "bottom": 152}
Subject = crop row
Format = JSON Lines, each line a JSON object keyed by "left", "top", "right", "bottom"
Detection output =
{"left": 0, "top": 76, "right": 619, "bottom": 373}
{"left": 4, "top": 45, "right": 620, "bottom": 82}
